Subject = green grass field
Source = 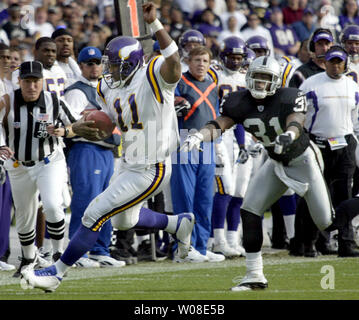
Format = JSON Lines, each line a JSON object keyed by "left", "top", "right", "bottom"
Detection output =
{"left": 1, "top": 251, "right": 358, "bottom": 301}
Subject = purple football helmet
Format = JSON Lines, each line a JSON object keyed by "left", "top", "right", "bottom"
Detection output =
{"left": 340, "top": 24, "right": 359, "bottom": 62}
{"left": 241, "top": 48, "right": 256, "bottom": 71}
{"left": 102, "top": 36, "right": 144, "bottom": 88}
{"left": 246, "top": 35, "right": 270, "bottom": 57}
{"left": 178, "top": 29, "right": 206, "bottom": 58}
{"left": 220, "top": 36, "right": 247, "bottom": 71}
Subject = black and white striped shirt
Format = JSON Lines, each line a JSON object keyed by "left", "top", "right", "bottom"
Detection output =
{"left": 3, "top": 89, "right": 78, "bottom": 162}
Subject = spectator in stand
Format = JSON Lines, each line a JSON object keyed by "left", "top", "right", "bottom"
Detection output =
{"left": 291, "top": 7, "right": 317, "bottom": 42}
{"left": 28, "top": 7, "right": 55, "bottom": 39}
{"left": 241, "top": 12, "right": 274, "bottom": 56}
{"left": 82, "top": 12, "right": 97, "bottom": 43}
{"left": 101, "top": 4, "right": 117, "bottom": 36}
{"left": 159, "top": 0, "right": 172, "bottom": 23}
{"left": 192, "top": 0, "right": 224, "bottom": 29}
{"left": 220, "top": 0, "right": 247, "bottom": 32}
{"left": 339, "top": 0, "right": 359, "bottom": 29}
{"left": 247, "top": 0, "right": 271, "bottom": 23}
{"left": 268, "top": 7, "right": 300, "bottom": 58}
{"left": 217, "top": 16, "right": 244, "bottom": 43}
{"left": 2, "top": 4, "right": 33, "bottom": 48}
{"left": 47, "top": 6, "right": 63, "bottom": 29}
{"left": 195, "top": 8, "right": 223, "bottom": 42}
{"left": 169, "top": 6, "right": 190, "bottom": 43}
{"left": 282, "top": 0, "right": 304, "bottom": 25}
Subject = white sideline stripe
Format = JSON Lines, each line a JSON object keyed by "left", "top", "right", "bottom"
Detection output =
{"left": 0, "top": 255, "right": 351, "bottom": 287}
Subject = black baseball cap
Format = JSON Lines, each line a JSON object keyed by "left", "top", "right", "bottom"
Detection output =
{"left": 19, "top": 61, "right": 43, "bottom": 79}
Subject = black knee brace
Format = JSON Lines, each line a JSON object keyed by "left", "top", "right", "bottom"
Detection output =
{"left": 241, "top": 209, "right": 263, "bottom": 253}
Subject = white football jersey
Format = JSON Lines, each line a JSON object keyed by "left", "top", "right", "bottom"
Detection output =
{"left": 209, "top": 63, "right": 246, "bottom": 100}
{"left": 12, "top": 61, "right": 67, "bottom": 98}
{"left": 96, "top": 55, "right": 179, "bottom": 165}
{"left": 209, "top": 63, "right": 246, "bottom": 166}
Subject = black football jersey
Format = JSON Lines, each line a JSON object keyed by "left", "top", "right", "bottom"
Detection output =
{"left": 220, "top": 87, "right": 310, "bottom": 164}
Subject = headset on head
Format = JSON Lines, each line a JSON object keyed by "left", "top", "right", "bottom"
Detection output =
{"left": 308, "top": 28, "right": 334, "bottom": 53}
{"left": 325, "top": 44, "right": 349, "bottom": 73}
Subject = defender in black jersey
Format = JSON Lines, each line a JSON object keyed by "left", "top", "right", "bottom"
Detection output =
{"left": 180, "top": 56, "right": 359, "bottom": 291}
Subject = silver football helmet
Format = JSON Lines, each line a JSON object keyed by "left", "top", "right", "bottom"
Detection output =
{"left": 245, "top": 56, "right": 282, "bottom": 99}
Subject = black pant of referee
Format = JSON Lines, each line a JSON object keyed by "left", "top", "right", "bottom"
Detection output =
{"left": 291, "top": 134, "right": 359, "bottom": 257}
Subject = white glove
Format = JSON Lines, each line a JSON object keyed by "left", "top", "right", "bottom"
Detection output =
{"left": 248, "top": 142, "right": 264, "bottom": 158}
{"left": 180, "top": 132, "right": 204, "bottom": 152}
{"left": 274, "top": 131, "right": 295, "bottom": 154}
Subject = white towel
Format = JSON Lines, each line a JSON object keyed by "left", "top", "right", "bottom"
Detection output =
{"left": 273, "top": 161, "right": 309, "bottom": 197}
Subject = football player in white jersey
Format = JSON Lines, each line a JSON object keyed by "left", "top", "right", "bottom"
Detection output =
{"left": 12, "top": 37, "right": 67, "bottom": 98}
{"left": 207, "top": 36, "right": 252, "bottom": 257}
{"left": 21, "top": 3, "right": 195, "bottom": 293}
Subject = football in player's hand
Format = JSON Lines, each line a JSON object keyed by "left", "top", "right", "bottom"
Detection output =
{"left": 84, "top": 110, "right": 115, "bottom": 139}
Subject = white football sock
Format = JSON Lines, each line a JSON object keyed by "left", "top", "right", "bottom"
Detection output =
{"left": 226, "top": 230, "right": 238, "bottom": 246}
{"left": 42, "top": 238, "right": 52, "bottom": 252}
{"left": 214, "top": 228, "right": 226, "bottom": 244}
{"left": 54, "top": 259, "right": 70, "bottom": 277}
{"left": 51, "top": 238, "right": 64, "bottom": 254}
{"left": 245, "top": 251, "right": 263, "bottom": 276}
{"left": 22, "top": 244, "right": 36, "bottom": 260}
{"left": 164, "top": 215, "right": 178, "bottom": 234}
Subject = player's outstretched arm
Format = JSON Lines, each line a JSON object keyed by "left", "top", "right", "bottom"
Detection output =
{"left": 180, "top": 116, "right": 235, "bottom": 152}
{"left": 143, "top": 2, "right": 181, "bottom": 84}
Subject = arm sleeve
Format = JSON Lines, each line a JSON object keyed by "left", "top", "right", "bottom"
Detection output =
{"left": 234, "top": 124, "right": 245, "bottom": 146}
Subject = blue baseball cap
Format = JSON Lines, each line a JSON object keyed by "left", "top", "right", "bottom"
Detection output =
{"left": 78, "top": 46, "right": 102, "bottom": 63}
{"left": 325, "top": 48, "right": 347, "bottom": 61}
{"left": 313, "top": 31, "right": 333, "bottom": 43}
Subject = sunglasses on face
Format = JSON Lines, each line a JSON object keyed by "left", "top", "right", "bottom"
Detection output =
{"left": 84, "top": 61, "right": 101, "bottom": 66}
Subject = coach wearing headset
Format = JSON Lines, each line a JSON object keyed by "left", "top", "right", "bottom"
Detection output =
{"left": 299, "top": 45, "right": 359, "bottom": 257}
{"left": 289, "top": 28, "right": 334, "bottom": 88}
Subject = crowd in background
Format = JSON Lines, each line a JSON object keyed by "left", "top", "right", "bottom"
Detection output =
{"left": 1, "top": 0, "right": 359, "bottom": 64}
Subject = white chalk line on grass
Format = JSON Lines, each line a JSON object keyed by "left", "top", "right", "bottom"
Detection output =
{"left": 0, "top": 254, "right": 353, "bottom": 289}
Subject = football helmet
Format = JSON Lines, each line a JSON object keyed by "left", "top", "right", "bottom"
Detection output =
{"left": 340, "top": 24, "right": 359, "bottom": 63}
{"left": 219, "top": 36, "right": 247, "bottom": 71}
{"left": 246, "top": 35, "right": 270, "bottom": 57}
{"left": 245, "top": 56, "right": 282, "bottom": 99}
{"left": 178, "top": 29, "right": 205, "bottom": 58}
{"left": 102, "top": 36, "right": 144, "bottom": 88}
{"left": 241, "top": 48, "right": 256, "bottom": 71}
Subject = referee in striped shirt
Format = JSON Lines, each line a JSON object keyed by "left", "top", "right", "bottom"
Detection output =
{"left": 0, "top": 61, "right": 79, "bottom": 276}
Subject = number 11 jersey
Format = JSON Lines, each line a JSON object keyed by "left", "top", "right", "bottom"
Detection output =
{"left": 96, "top": 55, "right": 180, "bottom": 166}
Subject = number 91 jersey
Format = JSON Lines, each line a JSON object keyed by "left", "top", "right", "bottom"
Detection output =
{"left": 96, "top": 55, "right": 179, "bottom": 166}
{"left": 220, "top": 87, "right": 310, "bottom": 164}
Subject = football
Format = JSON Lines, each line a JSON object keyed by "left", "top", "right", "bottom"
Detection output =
{"left": 84, "top": 110, "right": 115, "bottom": 139}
